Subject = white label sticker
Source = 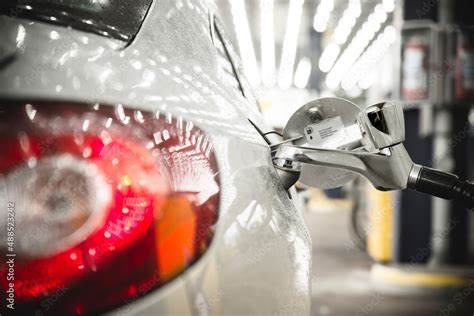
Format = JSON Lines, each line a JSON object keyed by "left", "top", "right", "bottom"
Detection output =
{"left": 304, "top": 116, "right": 346, "bottom": 148}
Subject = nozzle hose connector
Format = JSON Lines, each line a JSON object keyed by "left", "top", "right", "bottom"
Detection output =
{"left": 408, "top": 164, "right": 474, "bottom": 210}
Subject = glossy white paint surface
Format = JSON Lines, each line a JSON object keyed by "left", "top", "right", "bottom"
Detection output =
{"left": 0, "top": 0, "right": 311, "bottom": 314}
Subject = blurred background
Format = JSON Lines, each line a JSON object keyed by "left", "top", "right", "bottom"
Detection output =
{"left": 214, "top": 0, "right": 474, "bottom": 315}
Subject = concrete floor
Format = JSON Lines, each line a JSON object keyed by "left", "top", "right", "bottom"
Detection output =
{"left": 304, "top": 206, "right": 474, "bottom": 316}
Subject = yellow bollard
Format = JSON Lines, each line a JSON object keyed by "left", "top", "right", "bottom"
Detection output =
{"left": 367, "top": 185, "right": 394, "bottom": 263}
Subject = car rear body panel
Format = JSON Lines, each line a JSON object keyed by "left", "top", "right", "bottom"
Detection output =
{"left": 0, "top": 0, "right": 311, "bottom": 314}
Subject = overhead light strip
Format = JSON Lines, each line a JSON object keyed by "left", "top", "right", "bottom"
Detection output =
{"left": 313, "top": 0, "right": 334, "bottom": 33}
{"left": 294, "top": 57, "right": 312, "bottom": 89}
{"left": 333, "top": 0, "right": 361, "bottom": 45}
{"left": 278, "top": 0, "right": 305, "bottom": 89}
{"left": 260, "top": 0, "right": 276, "bottom": 87}
{"left": 229, "top": 0, "right": 261, "bottom": 87}
{"left": 326, "top": 3, "right": 391, "bottom": 90}
{"left": 319, "top": 43, "right": 340, "bottom": 73}
{"left": 341, "top": 25, "right": 397, "bottom": 91}
{"left": 317, "top": 0, "right": 360, "bottom": 73}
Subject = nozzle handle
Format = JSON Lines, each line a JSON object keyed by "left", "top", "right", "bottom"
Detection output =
{"left": 408, "top": 165, "right": 474, "bottom": 210}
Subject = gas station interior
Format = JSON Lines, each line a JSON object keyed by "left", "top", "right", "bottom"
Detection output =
{"left": 218, "top": 0, "right": 474, "bottom": 314}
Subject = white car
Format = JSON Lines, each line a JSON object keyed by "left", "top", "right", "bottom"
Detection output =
{"left": 0, "top": 0, "right": 311, "bottom": 315}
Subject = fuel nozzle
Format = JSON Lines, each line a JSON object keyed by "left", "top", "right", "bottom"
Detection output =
{"left": 273, "top": 97, "right": 474, "bottom": 210}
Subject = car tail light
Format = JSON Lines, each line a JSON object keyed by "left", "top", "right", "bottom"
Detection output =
{"left": 0, "top": 101, "right": 220, "bottom": 315}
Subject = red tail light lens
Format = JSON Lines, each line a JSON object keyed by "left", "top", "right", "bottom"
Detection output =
{"left": 0, "top": 101, "right": 220, "bottom": 315}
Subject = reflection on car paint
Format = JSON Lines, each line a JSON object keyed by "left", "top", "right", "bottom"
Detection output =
{"left": 0, "top": 0, "right": 311, "bottom": 314}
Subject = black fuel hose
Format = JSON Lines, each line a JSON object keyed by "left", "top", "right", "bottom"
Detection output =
{"left": 408, "top": 166, "right": 474, "bottom": 210}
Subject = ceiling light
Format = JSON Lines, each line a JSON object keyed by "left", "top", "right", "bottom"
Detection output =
{"left": 229, "top": 0, "right": 260, "bottom": 87}
{"left": 294, "top": 57, "right": 312, "bottom": 89}
{"left": 260, "top": 0, "right": 276, "bottom": 87}
{"left": 383, "top": 0, "right": 395, "bottom": 12}
{"left": 319, "top": 43, "right": 340, "bottom": 72}
{"left": 278, "top": 0, "right": 305, "bottom": 89}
